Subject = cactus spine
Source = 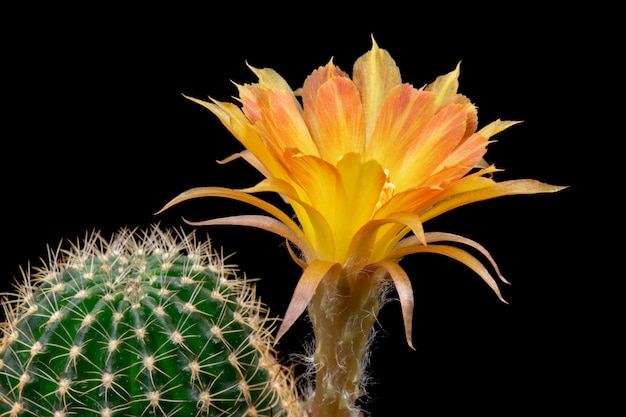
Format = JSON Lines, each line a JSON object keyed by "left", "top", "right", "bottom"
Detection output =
{"left": 0, "top": 225, "right": 301, "bottom": 417}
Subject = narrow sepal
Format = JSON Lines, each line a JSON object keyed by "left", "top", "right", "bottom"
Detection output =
{"left": 368, "top": 261, "right": 415, "bottom": 349}
{"left": 185, "top": 215, "right": 304, "bottom": 251}
{"left": 275, "top": 260, "right": 342, "bottom": 344}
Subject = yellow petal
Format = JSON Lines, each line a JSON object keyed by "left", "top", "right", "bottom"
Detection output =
{"left": 424, "top": 62, "right": 461, "bottom": 109}
{"left": 184, "top": 95, "right": 261, "bottom": 154}
{"left": 334, "top": 153, "right": 388, "bottom": 255}
{"left": 279, "top": 155, "right": 339, "bottom": 251}
{"left": 353, "top": 36, "right": 402, "bottom": 141}
{"left": 184, "top": 94, "right": 286, "bottom": 178}
{"left": 281, "top": 154, "right": 339, "bottom": 208}
{"left": 477, "top": 118, "right": 522, "bottom": 139}
{"left": 382, "top": 212, "right": 426, "bottom": 246}
{"left": 275, "top": 260, "right": 342, "bottom": 344}
{"left": 247, "top": 63, "right": 298, "bottom": 94}
{"left": 421, "top": 179, "right": 568, "bottom": 222}
{"left": 243, "top": 177, "right": 336, "bottom": 261}
{"left": 345, "top": 211, "right": 425, "bottom": 270}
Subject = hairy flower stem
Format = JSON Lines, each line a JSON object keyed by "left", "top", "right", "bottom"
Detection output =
{"left": 307, "top": 268, "right": 387, "bottom": 417}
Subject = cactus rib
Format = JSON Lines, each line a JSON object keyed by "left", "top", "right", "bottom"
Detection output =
{"left": 0, "top": 225, "right": 301, "bottom": 417}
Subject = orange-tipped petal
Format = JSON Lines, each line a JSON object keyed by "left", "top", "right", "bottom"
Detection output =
{"left": 366, "top": 85, "right": 437, "bottom": 176}
{"left": 407, "top": 101, "right": 476, "bottom": 184}
{"left": 275, "top": 260, "right": 342, "bottom": 344}
{"left": 375, "top": 97, "right": 477, "bottom": 193}
{"left": 369, "top": 260, "right": 415, "bottom": 349}
{"left": 248, "top": 89, "right": 319, "bottom": 158}
{"left": 301, "top": 59, "right": 350, "bottom": 144}
{"left": 427, "top": 131, "right": 490, "bottom": 185}
{"left": 311, "top": 76, "right": 366, "bottom": 162}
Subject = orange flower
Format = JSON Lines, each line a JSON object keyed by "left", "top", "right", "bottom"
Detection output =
{"left": 159, "top": 38, "right": 565, "bottom": 347}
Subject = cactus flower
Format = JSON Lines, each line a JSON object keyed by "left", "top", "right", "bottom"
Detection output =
{"left": 159, "top": 37, "right": 566, "bottom": 417}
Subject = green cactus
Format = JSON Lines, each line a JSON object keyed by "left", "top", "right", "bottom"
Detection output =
{"left": 0, "top": 225, "right": 301, "bottom": 417}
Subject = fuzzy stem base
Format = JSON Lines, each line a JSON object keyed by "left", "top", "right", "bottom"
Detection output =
{"left": 306, "top": 268, "right": 387, "bottom": 417}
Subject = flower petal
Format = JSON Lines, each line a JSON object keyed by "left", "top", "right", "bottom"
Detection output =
{"left": 384, "top": 243, "right": 507, "bottom": 302}
{"left": 301, "top": 59, "right": 350, "bottom": 150}
{"left": 368, "top": 260, "right": 415, "bottom": 349}
{"left": 366, "top": 84, "right": 437, "bottom": 180}
{"left": 345, "top": 211, "right": 426, "bottom": 270}
{"left": 284, "top": 153, "right": 340, "bottom": 210}
{"left": 421, "top": 179, "right": 568, "bottom": 222}
{"left": 247, "top": 64, "right": 299, "bottom": 94}
{"left": 185, "top": 214, "right": 304, "bottom": 250}
{"left": 335, "top": 153, "right": 388, "bottom": 256}
{"left": 243, "top": 177, "right": 336, "bottom": 261}
{"left": 375, "top": 186, "right": 442, "bottom": 218}
{"left": 275, "top": 259, "right": 342, "bottom": 344}
{"left": 310, "top": 76, "right": 366, "bottom": 162}
{"left": 184, "top": 94, "right": 284, "bottom": 177}
{"left": 477, "top": 119, "right": 521, "bottom": 139}
{"left": 156, "top": 186, "right": 303, "bottom": 239}
{"left": 405, "top": 101, "right": 477, "bottom": 189}
{"left": 395, "top": 232, "right": 508, "bottom": 284}
{"left": 353, "top": 36, "right": 402, "bottom": 141}
{"left": 217, "top": 150, "right": 272, "bottom": 181}
{"left": 372, "top": 93, "right": 479, "bottom": 193}
{"left": 424, "top": 62, "right": 461, "bottom": 109}
{"left": 241, "top": 86, "right": 320, "bottom": 157}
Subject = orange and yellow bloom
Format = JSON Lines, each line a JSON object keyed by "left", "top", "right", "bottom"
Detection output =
{"left": 159, "top": 38, "right": 565, "bottom": 348}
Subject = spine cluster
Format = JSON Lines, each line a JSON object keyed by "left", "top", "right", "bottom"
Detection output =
{"left": 0, "top": 225, "right": 301, "bottom": 417}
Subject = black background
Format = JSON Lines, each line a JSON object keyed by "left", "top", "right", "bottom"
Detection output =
{"left": 2, "top": 4, "right": 616, "bottom": 416}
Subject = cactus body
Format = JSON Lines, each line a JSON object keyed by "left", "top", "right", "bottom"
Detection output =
{"left": 0, "top": 225, "right": 300, "bottom": 417}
